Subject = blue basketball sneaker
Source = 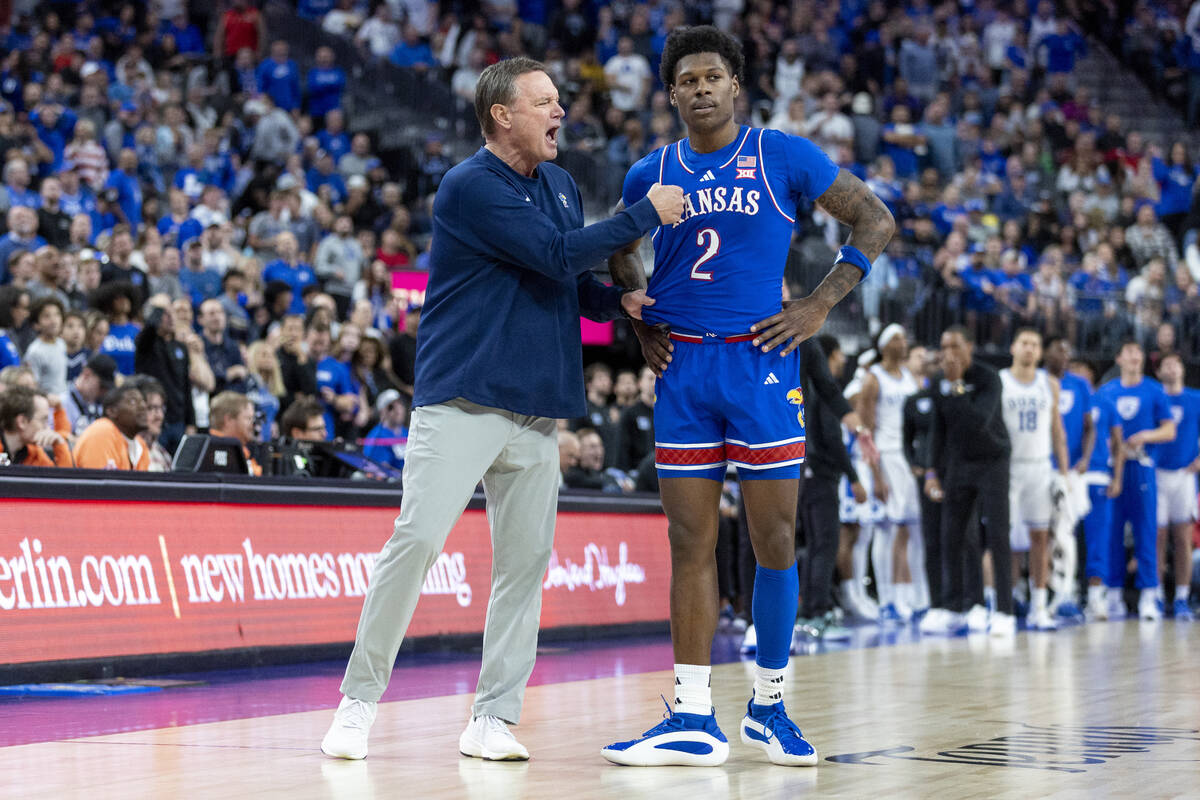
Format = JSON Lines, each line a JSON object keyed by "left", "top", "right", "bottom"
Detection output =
{"left": 1173, "top": 599, "right": 1194, "bottom": 621}
{"left": 739, "top": 699, "right": 818, "bottom": 766}
{"left": 602, "top": 698, "right": 729, "bottom": 767}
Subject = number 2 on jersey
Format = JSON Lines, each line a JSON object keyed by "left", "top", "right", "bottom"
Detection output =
{"left": 691, "top": 228, "right": 720, "bottom": 281}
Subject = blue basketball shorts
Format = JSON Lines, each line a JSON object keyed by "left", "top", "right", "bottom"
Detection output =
{"left": 653, "top": 332, "right": 806, "bottom": 482}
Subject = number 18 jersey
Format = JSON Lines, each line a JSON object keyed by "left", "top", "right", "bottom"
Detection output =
{"left": 621, "top": 126, "right": 839, "bottom": 336}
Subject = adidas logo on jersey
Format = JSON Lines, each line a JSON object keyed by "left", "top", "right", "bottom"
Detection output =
{"left": 699, "top": 169, "right": 716, "bottom": 182}
{"left": 764, "top": 373, "right": 780, "bottom": 385}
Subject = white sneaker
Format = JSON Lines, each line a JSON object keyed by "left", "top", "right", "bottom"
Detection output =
{"left": 460, "top": 715, "right": 530, "bottom": 761}
{"left": 1107, "top": 589, "right": 1127, "bottom": 620}
{"left": 1028, "top": 607, "right": 1058, "bottom": 631}
{"left": 1086, "top": 590, "right": 1108, "bottom": 621}
{"left": 1138, "top": 590, "right": 1162, "bottom": 622}
{"left": 740, "top": 623, "right": 758, "bottom": 655}
{"left": 989, "top": 612, "right": 1016, "bottom": 637}
{"left": 918, "top": 608, "right": 948, "bottom": 635}
{"left": 321, "top": 696, "right": 377, "bottom": 759}
{"left": 965, "top": 604, "right": 990, "bottom": 633}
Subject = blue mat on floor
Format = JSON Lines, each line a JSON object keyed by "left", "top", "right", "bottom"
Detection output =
{"left": 0, "top": 683, "right": 163, "bottom": 697}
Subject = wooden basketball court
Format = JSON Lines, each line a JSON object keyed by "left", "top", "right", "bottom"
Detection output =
{"left": 3, "top": 621, "right": 1197, "bottom": 798}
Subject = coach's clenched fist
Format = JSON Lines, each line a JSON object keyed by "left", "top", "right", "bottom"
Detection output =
{"left": 647, "top": 183, "right": 685, "bottom": 225}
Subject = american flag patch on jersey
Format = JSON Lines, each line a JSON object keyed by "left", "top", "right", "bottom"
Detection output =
{"left": 737, "top": 156, "right": 756, "bottom": 168}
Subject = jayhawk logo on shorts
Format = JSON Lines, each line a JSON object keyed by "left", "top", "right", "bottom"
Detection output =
{"left": 558, "top": 192, "right": 569, "bottom": 208}
{"left": 787, "top": 386, "right": 804, "bottom": 427}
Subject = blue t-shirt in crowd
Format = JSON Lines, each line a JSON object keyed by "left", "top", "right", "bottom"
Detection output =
{"left": 306, "top": 168, "right": 347, "bottom": 205}
{"left": 101, "top": 322, "right": 141, "bottom": 375}
{"left": 1153, "top": 387, "right": 1200, "bottom": 470}
{"left": 317, "top": 130, "right": 351, "bottom": 162}
{"left": 961, "top": 266, "right": 1002, "bottom": 312}
{"left": 1152, "top": 159, "right": 1199, "bottom": 218}
{"left": 1040, "top": 32, "right": 1086, "bottom": 73}
{"left": 362, "top": 423, "right": 407, "bottom": 471}
{"left": 261, "top": 260, "right": 317, "bottom": 314}
{"left": 256, "top": 58, "right": 302, "bottom": 111}
{"left": 104, "top": 168, "right": 143, "bottom": 233}
{"left": 245, "top": 377, "right": 280, "bottom": 443}
{"left": 882, "top": 125, "right": 919, "bottom": 177}
{"left": 315, "top": 355, "right": 358, "bottom": 435}
{"left": 306, "top": 66, "right": 346, "bottom": 118}
{"left": 0, "top": 332, "right": 20, "bottom": 368}
{"left": 179, "top": 266, "right": 223, "bottom": 308}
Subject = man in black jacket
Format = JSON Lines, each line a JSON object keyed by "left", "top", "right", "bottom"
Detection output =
{"left": 134, "top": 299, "right": 195, "bottom": 454}
{"left": 901, "top": 345, "right": 938, "bottom": 615}
{"left": 924, "top": 325, "right": 1015, "bottom": 637}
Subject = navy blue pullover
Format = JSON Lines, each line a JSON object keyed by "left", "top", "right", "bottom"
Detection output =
{"left": 413, "top": 147, "right": 662, "bottom": 419}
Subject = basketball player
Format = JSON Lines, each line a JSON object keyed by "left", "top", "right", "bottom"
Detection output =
{"left": 1080, "top": 386, "right": 1126, "bottom": 620}
{"left": 857, "top": 324, "right": 922, "bottom": 622}
{"left": 1152, "top": 353, "right": 1198, "bottom": 620}
{"left": 601, "top": 26, "right": 894, "bottom": 767}
{"left": 1096, "top": 341, "right": 1176, "bottom": 620}
{"left": 999, "top": 329, "right": 1070, "bottom": 631}
{"left": 1042, "top": 337, "right": 1095, "bottom": 618}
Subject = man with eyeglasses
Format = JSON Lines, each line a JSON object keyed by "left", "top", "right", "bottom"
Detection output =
{"left": 280, "top": 397, "right": 329, "bottom": 442}
{"left": 126, "top": 376, "right": 173, "bottom": 470}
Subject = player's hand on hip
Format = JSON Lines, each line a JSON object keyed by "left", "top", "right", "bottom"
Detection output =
{"left": 646, "top": 182, "right": 684, "bottom": 225}
{"left": 620, "top": 289, "right": 655, "bottom": 321}
{"left": 750, "top": 295, "right": 830, "bottom": 355}
{"left": 632, "top": 319, "right": 673, "bottom": 377}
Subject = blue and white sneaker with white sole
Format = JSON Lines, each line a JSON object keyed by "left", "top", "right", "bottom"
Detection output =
{"left": 739, "top": 699, "right": 818, "bottom": 766}
{"left": 602, "top": 698, "right": 729, "bottom": 767}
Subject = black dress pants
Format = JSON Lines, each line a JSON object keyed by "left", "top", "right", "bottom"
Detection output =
{"left": 941, "top": 460, "right": 1013, "bottom": 614}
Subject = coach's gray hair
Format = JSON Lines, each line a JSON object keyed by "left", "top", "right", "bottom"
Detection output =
{"left": 473, "top": 56, "right": 547, "bottom": 137}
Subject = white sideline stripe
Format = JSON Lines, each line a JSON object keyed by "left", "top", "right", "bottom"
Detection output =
{"left": 730, "top": 458, "right": 805, "bottom": 470}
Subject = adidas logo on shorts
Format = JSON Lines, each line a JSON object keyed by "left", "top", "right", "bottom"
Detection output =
{"left": 763, "top": 373, "right": 780, "bottom": 385}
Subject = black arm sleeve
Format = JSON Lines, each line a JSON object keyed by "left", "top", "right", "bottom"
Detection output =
{"left": 802, "top": 339, "right": 852, "bottom": 419}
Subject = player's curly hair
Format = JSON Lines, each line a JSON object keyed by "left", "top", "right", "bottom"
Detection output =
{"left": 659, "top": 25, "right": 746, "bottom": 88}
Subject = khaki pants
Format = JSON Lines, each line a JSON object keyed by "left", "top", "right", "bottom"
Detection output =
{"left": 340, "top": 398, "right": 560, "bottom": 723}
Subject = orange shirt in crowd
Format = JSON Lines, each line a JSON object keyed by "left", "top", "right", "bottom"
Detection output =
{"left": 0, "top": 437, "right": 74, "bottom": 467}
{"left": 52, "top": 405, "right": 70, "bottom": 439}
{"left": 73, "top": 418, "right": 151, "bottom": 471}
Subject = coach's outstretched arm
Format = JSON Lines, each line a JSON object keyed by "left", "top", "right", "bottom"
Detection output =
{"left": 751, "top": 170, "right": 895, "bottom": 354}
{"left": 607, "top": 218, "right": 674, "bottom": 377}
{"left": 450, "top": 176, "right": 683, "bottom": 281}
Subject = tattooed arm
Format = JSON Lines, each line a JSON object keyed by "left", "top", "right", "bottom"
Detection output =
{"left": 609, "top": 204, "right": 673, "bottom": 375}
{"left": 751, "top": 170, "right": 896, "bottom": 355}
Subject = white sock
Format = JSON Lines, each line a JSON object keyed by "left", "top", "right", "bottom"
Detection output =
{"left": 1177, "top": 586, "right": 1190, "bottom": 601}
{"left": 1156, "top": 585, "right": 1165, "bottom": 601}
{"left": 895, "top": 583, "right": 912, "bottom": 609}
{"left": 1032, "top": 587, "right": 1048, "bottom": 613}
{"left": 1088, "top": 585, "right": 1105, "bottom": 605}
{"left": 984, "top": 586, "right": 997, "bottom": 608}
{"left": 753, "top": 664, "right": 786, "bottom": 707}
{"left": 673, "top": 664, "right": 712, "bottom": 716}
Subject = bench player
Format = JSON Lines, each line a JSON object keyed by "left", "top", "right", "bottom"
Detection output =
{"left": 601, "top": 25, "right": 894, "bottom": 767}
{"left": 1152, "top": 353, "right": 1198, "bottom": 619}
{"left": 999, "top": 328, "right": 1070, "bottom": 630}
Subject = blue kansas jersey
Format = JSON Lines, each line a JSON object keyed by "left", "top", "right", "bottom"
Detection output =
{"left": 1153, "top": 388, "right": 1200, "bottom": 470}
{"left": 622, "top": 126, "right": 838, "bottom": 336}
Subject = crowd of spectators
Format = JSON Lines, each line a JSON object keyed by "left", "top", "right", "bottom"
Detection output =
{"left": 0, "top": 0, "right": 1198, "bottom": 486}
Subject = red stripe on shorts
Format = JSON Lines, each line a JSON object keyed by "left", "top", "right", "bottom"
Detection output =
{"left": 654, "top": 445, "right": 726, "bottom": 466}
{"left": 725, "top": 441, "right": 806, "bottom": 465}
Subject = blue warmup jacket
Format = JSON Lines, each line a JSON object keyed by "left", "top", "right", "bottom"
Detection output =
{"left": 413, "top": 147, "right": 661, "bottom": 419}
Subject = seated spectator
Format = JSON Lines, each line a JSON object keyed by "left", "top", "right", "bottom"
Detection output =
{"left": 882, "top": 105, "right": 925, "bottom": 180}
{"left": 558, "top": 429, "right": 580, "bottom": 487}
{"left": 62, "top": 352, "right": 116, "bottom": 436}
{"left": 91, "top": 281, "right": 141, "bottom": 376}
{"left": 564, "top": 428, "right": 626, "bottom": 493}
{"left": 125, "top": 375, "right": 173, "bottom": 471}
{"left": 389, "top": 25, "right": 435, "bottom": 70}
{"left": 279, "top": 396, "right": 328, "bottom": 441}
{"left": 62, "top": 312, "right": 89, "bottom": 382}
{"left": 317, "top": 109, "right": 351, "bottom": 163}
{"left": 198, "top": 298, "right": 248, "bottom": 392}
{"left": 100, "top": 225, "right": 148, "bottom": 302}
{"left": 23, "top": 296, "right": 68, "bottom": 396}
{"left": 37, "top": 177, "right": 72, "bottom": 249}
{"left": 257, "top": 41, "right": 302, "bottom": 112}
{"left": 307, "top": 47, "right": 346, "bottom": 125}
{"left": 262, "top": 232, "right": 317, "bottom": 315}
{"left": 0, "top": 206, "right": 48, "bottom": 285}
{"left": 356, "top": 4, "right": 400, "bottom": 59}
{"left": 1126, "top": 203, "right": 1180, "bottom": 272}
{"left": 617, "top": 366, "right": 655, "bottom": 471}
{"left": 179, "top": 236, "right": 222, "bottom": 308}
{"left": 323, "top": 0, "right": 363, "bottom": 36}
{"left": 73, "top": 383, "right": 150, "bottom": 470}
{"left": 306, "top": 150, "right": 347, "bottom": 206}
{"left": 0, "top": 385, "right": 73, "bottom": 467}
{"left": 319, "top": 323, "right": 367, "bottom": 439}
{"left": 134, "top": 298, "right": 195, "bottom": 455}
{"left": 208, "top": 390, "right": 262, "bottom": 475}
{"left": 361, "top": 388, "right": 407, "bottom": 471}
{"left": 246, "top": 340, "right": 284, "bottom": 441}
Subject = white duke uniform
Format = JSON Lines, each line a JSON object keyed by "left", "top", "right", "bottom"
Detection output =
{"left": 870, "top": 364, "right": 921, "bottom": 524}
{"left": 1001, "top": 368, "right": 1056, "bottom": 550}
